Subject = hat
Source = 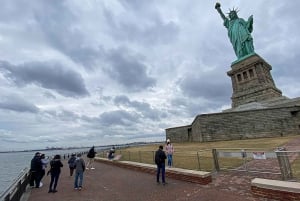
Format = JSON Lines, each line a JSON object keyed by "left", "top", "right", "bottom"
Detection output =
{"left": 167, "top": 139, "right": 170, "bottom": 143}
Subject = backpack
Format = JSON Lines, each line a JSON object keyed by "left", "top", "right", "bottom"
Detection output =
{"left": 155, "top": 150, "right": 161, "bottom": 165}
{"left": 68, "top": 157, "right": 76, "bottom": 168}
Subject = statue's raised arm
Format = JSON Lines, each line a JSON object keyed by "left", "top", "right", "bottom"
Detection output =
{"left": 214, "top": 2, "right": 255, "bottom": 59}
{"left": 215, "top": 2, "right": 226, "bottom": 21}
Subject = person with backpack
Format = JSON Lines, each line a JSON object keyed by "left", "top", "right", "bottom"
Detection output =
{"left": 68, "top": 153, "right": 76, "bottom": 176}
{"left": 48, "top": 154, "right": 63, "bottom": 193}
{"left": 86, "top": 146, "right": 96, "bottom": 170}
{"left": 155, "top": 145, "right": 167, "bottom": 185}
{"left": 74, "top": 153, "right": 86, "bottom": 190}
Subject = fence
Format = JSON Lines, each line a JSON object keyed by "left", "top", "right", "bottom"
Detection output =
{"left": 98, "top": 148, "right": 300, "bottom": 181}
{"left": 0, "top": 168, "right": 30, "bottom": 201}
{"left": 212, "top": 148, "right": 280, "bottom": 174}
{"left": 98, "top": 149, "right": 214, "bottom": 171}
{"left": 275, "top": 150, "right": 300, "bottom": 181}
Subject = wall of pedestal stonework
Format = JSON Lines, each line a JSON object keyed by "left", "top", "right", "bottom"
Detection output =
{"left": 166, "top": 105, "right": 300, "bottom": 143}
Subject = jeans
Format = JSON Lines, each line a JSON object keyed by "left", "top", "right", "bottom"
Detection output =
{"left": 167, "top": 154, "right": 173, "bottom": 167}
{"left": 30, "top": 171, "right": 41, "bottom": 188}
{"left": 49, "top": 172, "right": 60, "bottom": 191}
{"left": 156, "top": 163, "right": 165, "bottom": 183}
{"left": 74, "top": 171, "right": 84, "bottom": 188}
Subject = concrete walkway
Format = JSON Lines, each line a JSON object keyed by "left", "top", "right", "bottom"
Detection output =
{"left": 27, "top": 160, "right": 267, "bottom": 201}
{"left": 27, "top": 137, "right": 300, "bottom": 201}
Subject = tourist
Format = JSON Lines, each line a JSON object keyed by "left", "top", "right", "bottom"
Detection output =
{"left": 68, "top": 153, "right": 76, "bottom": 176}
{"left": 48, "top": 154, "right": 63, "bottom": 193}
{"left": 40, "top": 153, "right": 50, "bottom": 186}
{"left": 86, "top": 146, "right": 96, "bottom": 170}
{"left": 29, "top": 152, "right": 43, "bottom": 188}
{"left": 165, "top": 139, "right": 174, "bottom": 168}
{"left": 108, "top": 146, "right": 115, "bottom": 160}
{"left": 155, "top": 145, "right": 167, "bottom": 185}
{"left": 74, "top": 153, "right": 86, "bottom": 190}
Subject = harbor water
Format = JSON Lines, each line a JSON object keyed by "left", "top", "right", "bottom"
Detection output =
{"left": 0, "top": 148, "right": 91, "bottom": 194}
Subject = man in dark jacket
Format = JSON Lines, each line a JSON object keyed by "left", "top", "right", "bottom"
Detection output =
{"left": 155, "top": 145, "right": 167, "bottom": 185}
{"left": 86, "top": 146, "right": 96, "bottom": 170}
{"left": 29, "top": 152, "right": 43, "bottom": 188}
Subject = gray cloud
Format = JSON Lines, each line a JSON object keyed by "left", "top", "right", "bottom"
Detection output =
{"left": 98, "top": 110, "right": 140, "bottom": 126}
{"left": 105, "top": 48, "right": 156, "bottom": 92}
{"left": 0, "top": 95, "right": 39, "bottom": 113}
{"left": 0, "top": 61, "right": 89, "bottom": 98}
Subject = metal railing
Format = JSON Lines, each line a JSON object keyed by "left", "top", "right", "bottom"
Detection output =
{"left": 97, "top": 148, "right": 300, "bottom": 181}
{"left": 275, "top": 150, "right": 300, "bottom": 181}
{"left": 98, "top": 149, "right": 214, "bottom": 171}
{"left": 0, "top": 168, "right": 30, "bottom": 201}
{"left": 212, "top": 148, "right": 279, "bottom": 172}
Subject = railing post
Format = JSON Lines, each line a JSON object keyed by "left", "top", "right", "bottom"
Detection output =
{"left": 212, "top": 148, "right": 220, "bottom": 172}
{"left": 152, "top": 151, "right": 155, "bottom": 163}
{"left": 139, "top": 151, "right": 141, "bottom": 163}
{"left": 197, "top": 151, "right": 201, "bottom": 170}
{"left": 276, "top": 150, "right": 293, "bottom": 180}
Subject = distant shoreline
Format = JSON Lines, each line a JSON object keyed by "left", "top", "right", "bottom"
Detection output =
{"left": 0, "top": 141, "right": 163, "bottom": 153}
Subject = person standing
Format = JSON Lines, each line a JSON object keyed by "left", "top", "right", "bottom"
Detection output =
{"left": 165, "top": 139, "right": 174, "bottom": 168}
{"left": 86, "top": 146, "right": 96, "bottom": 170}
{"left": 108, "top": 146, "right": 115, "bottom": 160}
{"left": 29, "top": 152, "right": 43, "bottom": 188}
{"left": 155, "top": 145, "right": 167, "bottom": 185}
{"left": 48, "top": 154, "right": 63, "bottom": 193}
{"left": 40, "top": 153, "right": 49, "bottom": 186}
{"left": 74, "top": 153, "right": 86, "bottom": 190}
{"left": 68, "top": 153, "right": 76, "bottom": 176}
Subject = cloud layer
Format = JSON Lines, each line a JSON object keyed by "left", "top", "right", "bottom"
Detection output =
{"left": 0, "top": 0, "right": 300, "bottom": 151}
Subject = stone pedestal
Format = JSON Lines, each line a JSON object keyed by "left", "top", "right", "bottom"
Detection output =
{"left": 227, "top": 54, "right": 282, "bottom": 108}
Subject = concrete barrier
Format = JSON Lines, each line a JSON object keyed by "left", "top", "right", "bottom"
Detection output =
{"left": 95, "top": 157, "right": 212, "bottom": 185}
{"left": 251, "top": 178, "right": 300, "bottom": 200}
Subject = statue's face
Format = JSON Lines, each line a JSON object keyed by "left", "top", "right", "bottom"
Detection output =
{"left": 229, "top": 11, "right": 238, "bottom": 20}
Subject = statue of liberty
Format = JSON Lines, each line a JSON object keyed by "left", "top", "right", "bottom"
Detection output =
{"left": 215, "top": 2, "right": 255, "bottom": 59}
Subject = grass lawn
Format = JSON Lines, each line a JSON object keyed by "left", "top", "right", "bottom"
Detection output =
{"left": 106, "top": 135, "right": 300, "bottom": 172}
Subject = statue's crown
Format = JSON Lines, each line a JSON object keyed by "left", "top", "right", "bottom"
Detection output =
{"left": 227, "top": 7, "right": 239, "bottom": 15}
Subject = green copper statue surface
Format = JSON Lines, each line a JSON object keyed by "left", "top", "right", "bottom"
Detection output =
{"left": 215, "top": 2, "right": 255, "bottom": 59}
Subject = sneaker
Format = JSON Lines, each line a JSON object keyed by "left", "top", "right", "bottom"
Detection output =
{"left": 39, "top": 182, "right": 43, "bottom": 188}
{"left": 52, "top": 190, "right": 58, "bottom": 193}
{"left": 74, "top": 187, "right": 78, "bottom": 190}
{"left": 48, "top": 189, "right": 52, "bottom": 193}
{"left": 79, "top": 187, "right": 82, "bottom": 191}
{"left": 91, "top": 167, "right": 95, "bottom": 170}
{"left": 86, "top": 168, "right": 89, "bottom": 170}
{"left": 162, "top": 182, "right": 168, "bottom": 185}
{"left": 157, "top": 181, "right": 160, "bottom": 185}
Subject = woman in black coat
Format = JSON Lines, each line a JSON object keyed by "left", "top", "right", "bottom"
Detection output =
{"left": 48, "top": 154, "right": 63, "bottom": 193}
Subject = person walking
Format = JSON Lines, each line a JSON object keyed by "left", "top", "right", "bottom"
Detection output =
{"left": 155, "top": 145, "right": 167, "bottom": 185}
{"left": 68, "top": 153, "right": 76, "bottom": 176}
{"left": 86, "top": 146, "right": 96, "bottom": 170}
{"left": 165, "top": 139, "right": 174, "bottom": 168}
{"left": 29, "top": 152, "right": 43, "bottom": 188}
{"left": 48, "top": 154, "right": 63, "bottom": 193}
{"left": 74, "top": 153, "right": 86, "bottom": 190}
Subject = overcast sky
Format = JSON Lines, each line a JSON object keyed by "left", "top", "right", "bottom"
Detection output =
{"left": 0, "top": 0, "right": 299, "bottom": 151}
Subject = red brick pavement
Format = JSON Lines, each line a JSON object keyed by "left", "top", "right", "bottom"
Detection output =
{"left": 27, "top": 137, "right": 300, "bottom": 201}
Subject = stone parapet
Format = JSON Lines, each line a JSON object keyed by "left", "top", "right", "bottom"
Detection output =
{"left": 251, "top": 178, "right": 300, "bottom": 200}
{"left": 95, "top": 157, "right": 212, "bottom": 185}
